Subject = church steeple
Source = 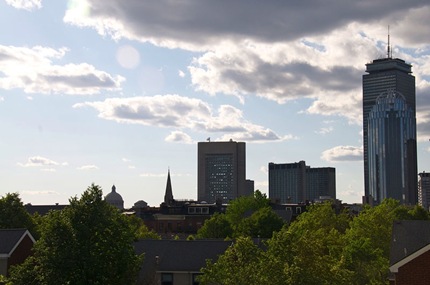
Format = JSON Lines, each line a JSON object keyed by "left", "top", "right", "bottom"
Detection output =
{"left": 164, "top": 168, "right": 174, "bottom": 205}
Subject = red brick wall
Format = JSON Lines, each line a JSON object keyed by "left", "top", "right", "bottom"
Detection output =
{"left": 394, "top": 249, "right": 430, "bottom": 285}
{"left": 7, "top": 234, "right": 34, "bottom": 276}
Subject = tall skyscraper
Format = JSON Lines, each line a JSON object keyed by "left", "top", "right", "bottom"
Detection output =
{"left": 197, "top": 140, "right": 246, "bottom": 203}
{"left": 418, "top": 172, "right": 430, "bottom": 211}
{"left": 362, "top": 43, "right": 417, "bottom": 205}
{"left": 268, "top": 161, "right": 336, "bottom": 204}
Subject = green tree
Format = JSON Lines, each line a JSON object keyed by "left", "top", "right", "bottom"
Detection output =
{"left": 240, "top": 206, "right": 284, "bottom": 238}
{"left": 269, "top": 202, "right": 352, "bottom": 285}
{"left": 343, "top": 198, "right": 429, "bottom": 285}
{"left": 0, "top": 193, "right": 35, "bottom": 234}
{"left": 199, "top": 237, "right": 265, "bottom": 285}
{"left": 197, "top": 190, "right": 284, "bottom": 239}
{"left": 10, "top": 184, "right": 142, "bottom": 285}
{"left": 196, "top": 212, "right": 233, "bottom": 239}
{"left": 126, "top": 214, "right": 161, "bottom": 240}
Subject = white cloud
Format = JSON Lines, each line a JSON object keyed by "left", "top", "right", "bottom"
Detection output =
{"left": 63, "top": 1, "right": 430, "bottom": 129}
{"left": 77, "top": 165, "right": 99, "bottom": 170}
{"left": 0, "top": 45, "right": 124, "bottom": 95}
{"left": 178, "top": 70, "right": 186, "bottom": 78}
{"left": 321, "top": 146, "right": 363, "bottom": 162}
{"left": 5, "top": 0, "right": 41, "bottom": 11}
{"left": 18, "top": 156, "right": 63, "bottom": 167}
{"left": 22, "top": 190, "right": 60, "bottom": 195}
{"left": 74, "top": 94, "right": 291, "bottom": 142}
{"left": 165, "top": 131, "right": 193, "bottom": 144}
{"left": 315, "top": 126, "right": 334, "bottom": 135}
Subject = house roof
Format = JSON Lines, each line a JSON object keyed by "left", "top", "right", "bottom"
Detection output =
{"left": 0, "top": 229, "right": 35, "bottom": 257}
{"left": 134, "top": 239, "right": 232, "bottom": 273}
{"left": 25, "top": 204, "right": 67, "bottom": 215}
{"left": 389, "top": 220, "right": 430, "bottom": 272}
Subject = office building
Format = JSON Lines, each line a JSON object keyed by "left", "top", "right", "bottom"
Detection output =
{"left": 268, "top": 161, "right": 335, "bottom": 203}
{"left": 419, "top": 172, "right": 430, "bottom": 211}
{"left": 362, "top": 47, "right": 417, "bottom": 205}
{"left": 198, "top": 140, "right": 246, "bottom": 203}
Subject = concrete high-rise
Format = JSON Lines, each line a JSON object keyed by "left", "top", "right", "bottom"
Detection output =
{"left": 197, "top": 140, "right": 246, "bottom": 203}
{"left": 363, "top": 48, "right": 417, "bottom": 205}
{"left": 418, "top": 172, "right": 430, "bottom": 211}
{"left": 268, "top": 161, "right": 336, "bottom": 204}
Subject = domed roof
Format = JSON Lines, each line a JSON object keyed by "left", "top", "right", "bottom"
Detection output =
{"left": 133, "top": 200, "right": 148, "bottom": 208}
{"left": 105, "top": 185, "right": 124, "bottom": 209}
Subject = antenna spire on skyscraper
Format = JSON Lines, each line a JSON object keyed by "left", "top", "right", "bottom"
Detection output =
{"left": 387, "top": 25, "right": 391, "bottom": 58}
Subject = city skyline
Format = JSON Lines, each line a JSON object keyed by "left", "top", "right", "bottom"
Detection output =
{"left": 1, "top": 1, "right": 430, "bottom": 207}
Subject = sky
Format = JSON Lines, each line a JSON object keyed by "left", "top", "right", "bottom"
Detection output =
{"left": 1, "top": 0, "right": 430, "bottom": 208}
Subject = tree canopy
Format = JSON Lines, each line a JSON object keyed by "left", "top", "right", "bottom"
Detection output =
{"left": 0, "top": 193, "right": 35, "bottom": 234}
{"left": 197, "top": 190, "right": 284, "bottom": 239}
{"left": 200, "top": 199, "right": 430, "bottom": 285}
{"left": 9, "top": 184, "right": 142, "bottom": 285}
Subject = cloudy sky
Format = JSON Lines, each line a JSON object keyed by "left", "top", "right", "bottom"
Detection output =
{"left": 1, "top": 0, "right": 429, "bottom": 207}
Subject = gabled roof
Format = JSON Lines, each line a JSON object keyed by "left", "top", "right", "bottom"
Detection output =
{"left": 389, "top": 220, "right": 430, "bottom": 273}
{"left": 134, "top": 239, "right": 232, "bottom": 272}
{"left": 0, "top": 229, "right": 35, "bottom": 257}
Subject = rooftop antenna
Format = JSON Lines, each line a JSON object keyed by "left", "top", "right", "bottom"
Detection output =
{"left": 387, "top": 25, "right": 391, "bottom": 59}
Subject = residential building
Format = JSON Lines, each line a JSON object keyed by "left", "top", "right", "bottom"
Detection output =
{"left": 268, "top": 161, "right": 335, "bottom": 204}
{"left": 134, "top": 239, "right": 232, "bottom": 285}
{"left": 389, "top": 220, "right": 430, "bottom": 285}
{"left": 362, "top": 46, "right": 417, "bottom": 205}
{"left": 418, "top": 172, "right": 430, "bottom": 211}
{"left": 0, "top": 229, "right": 35, "bottom": 277}
{"left": 197, "top": 140, "right": 246, "bottom": 203}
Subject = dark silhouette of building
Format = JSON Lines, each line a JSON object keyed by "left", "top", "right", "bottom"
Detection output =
{"left": 389, "top": 220, "right": 430, "bottom": 284}
{"left": 268, "top": 161, "right": 335, "bottom": 203}
{"left": 164, "top": 169, "right": 174, "bottom": 205}
{"left": 362, "top": 45, "right": 417, "bottom": 204}
{"left": 105, "top": 185, "right": 124, "bottom": 209}
{"left": 418, "top": 172, "right": 430, "bottom": 211}
{"left": 133, "top": 170, "right": 226, "bottom": 238}
{"left": 0, "top": 229, "right": 35, "bottom": 277}
{"left": 197, "top": 140, "right": 246, "bottom": 203}
{"left": 134, "top": 239, "right": 232, "bottom": 285}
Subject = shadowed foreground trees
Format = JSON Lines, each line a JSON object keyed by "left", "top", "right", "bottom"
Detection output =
{"left": 9, "top": 184, "right": 142, "bottom": 285}
{"left": 0, "top": 193, "right": 36, "bottom": 235}
{"left": 197, "top": 190, "right": 284, "bottom": 239}
{"left": 200, "top": 199, "right": 430, "bottom": 285}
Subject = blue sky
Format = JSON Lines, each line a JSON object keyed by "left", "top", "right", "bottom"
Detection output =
{"left": 1, "top": 0, "right": 430, "bottom": 207}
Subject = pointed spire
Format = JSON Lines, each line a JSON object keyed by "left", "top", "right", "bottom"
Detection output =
{"left": 387, "top": 25, "right": 392, "bottom": 59}
{"left": 112, "top": 184, "right": 116, "bottom": 193}
{"left": 164, "top": 168, "right": 174, "bottom": 205}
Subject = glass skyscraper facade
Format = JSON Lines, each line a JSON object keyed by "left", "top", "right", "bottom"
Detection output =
{"left": 363, "top": 58, "right": 417, "bottom": 205}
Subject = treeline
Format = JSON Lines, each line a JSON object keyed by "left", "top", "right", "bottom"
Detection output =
{"left": 196, "top": 192, "right": 429, "bottom": 285}
{"left": 1, "top": 187, "right": 428, "bottom": 285}
{"left": 0, "top": 184, "right": 159, "bottom": 285}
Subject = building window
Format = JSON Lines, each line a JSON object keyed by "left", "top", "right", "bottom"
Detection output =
{"left": 188, "top": 207, "right": 196, "bottom": 214}
{"left": 161, "top": 273, "right": 173, "bottom": 285}
{"left": 296, "top": 207, "right": 302, "bottom": 214}
{"left": 286, "top": 207, "right": 292, "bottom": 212}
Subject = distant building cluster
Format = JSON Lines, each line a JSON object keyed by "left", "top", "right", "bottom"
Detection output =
{"left": 268, "top": 161, "right": 335, "bottom": 204}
